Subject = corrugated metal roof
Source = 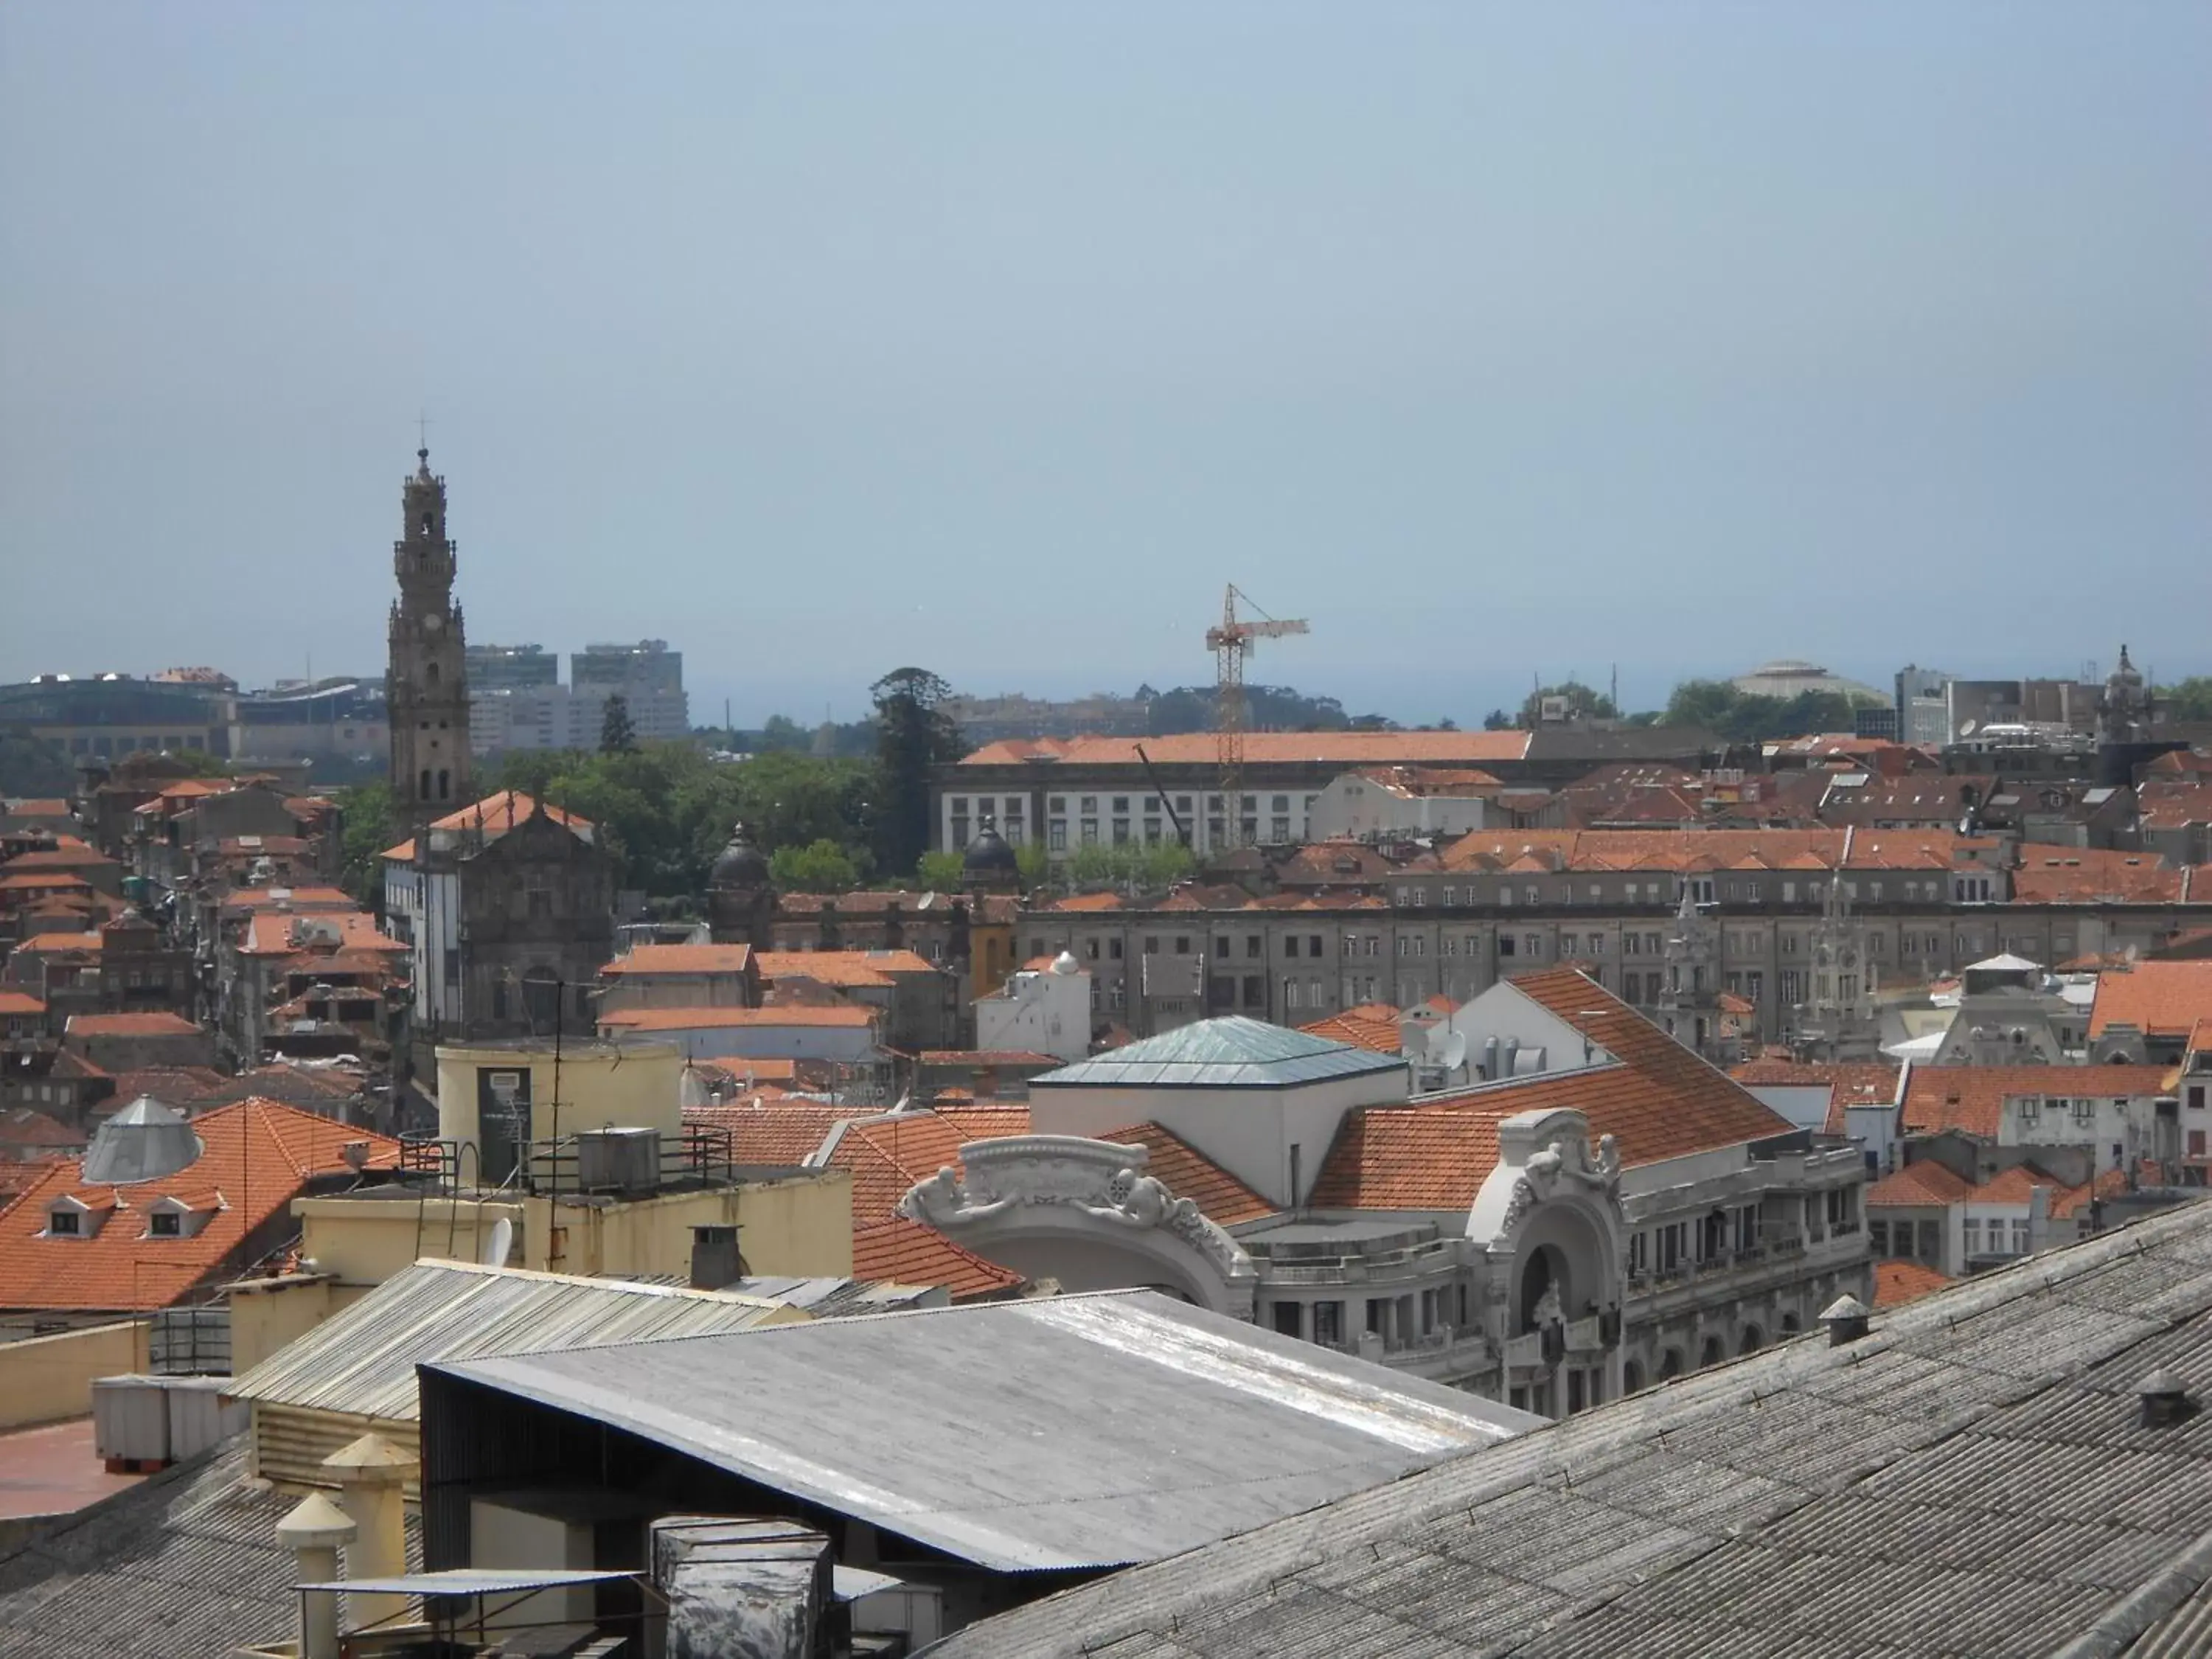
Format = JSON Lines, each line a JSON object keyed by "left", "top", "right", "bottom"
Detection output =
{"left": 226, "top": 1259, "right": 799, "bottom": 1423}
{"left": 431, "top": 1289, "right": 1538, "bottom": 1573}
{"left": 925, "top": 1198, "right": 2212, "bottom": 1658}
{"left": 1034, "top": 1018, "right": 1405, "bottom": 1090}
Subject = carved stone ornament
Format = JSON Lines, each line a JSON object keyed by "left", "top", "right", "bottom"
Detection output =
{"left": 897, "top": 1134, "right": 1253, "bottom": 1280}
{"left": 1498, "top": 1125, "right": 1621, "bottom": 1236}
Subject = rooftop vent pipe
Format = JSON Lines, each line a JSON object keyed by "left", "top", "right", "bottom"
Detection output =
{"left": 2139, "top": 1368, "right": 2197, "bottom": 1430}
{"left": 1819, "top": 1293, "right": 1871, "bottom": 1346}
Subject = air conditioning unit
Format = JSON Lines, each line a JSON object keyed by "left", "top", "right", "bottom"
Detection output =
{"left": 576, "top": 1127, "right": 660, "bottom": 1195}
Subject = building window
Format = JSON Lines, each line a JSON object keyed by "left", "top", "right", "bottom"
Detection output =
{"left": 48, "top": 1210, "right": 80, "bottom": 1236}
{"left": 1175, "top": 936, "right": 1191, "bottom": 956}
{"left": 1271, "top": 1301, "right": 1303, "bottom": 1338}
{"left": 1108, "top": 938, "right": 1124, "bottom": 960}
{"left": 1499, "top": 935, "right": 1516, "bottom": 957}
{"left": 1144, "top": 936, "right": 1158, "bottom": 955}
{"left": 150, "top": 1211, "right": 181, "bottom": 1237}
{"left": 1048, "top": 821, "right": 1067, "bottom": 852}
{"left": 1284, "top": 978, "right": 1300, "bottom": 1009}
{"left": 1312, "top": 1301, "right": 1343, "bottom": 1346}
{"left": 1080, "top": 819, "right": 1099, "bottom": 845}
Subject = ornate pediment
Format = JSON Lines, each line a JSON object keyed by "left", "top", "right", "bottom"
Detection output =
{"left": 899, "top": 1134, "right": 1253, "bottom": 1281}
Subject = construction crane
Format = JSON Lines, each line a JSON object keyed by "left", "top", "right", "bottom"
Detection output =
{"left": 1206, "top": 585, "right": 1309, "bottom": 846}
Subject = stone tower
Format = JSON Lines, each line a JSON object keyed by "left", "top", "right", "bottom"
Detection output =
{"left": 1656, "top": 883, "right": 1721, "bottom": 1058}
{"left": 1795, "top": 871, "right": 1879, "bottom": 1062}
{"left": 387, "top": 448, "right": 471, "bottom": 839}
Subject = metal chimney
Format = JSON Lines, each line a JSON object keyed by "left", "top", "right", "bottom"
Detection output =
{"left": 691, "top": 1223, "right": 745, "bottom": 1290}
{"left": 1819, "top": 1293, "right": 1871, "bottom": 1346}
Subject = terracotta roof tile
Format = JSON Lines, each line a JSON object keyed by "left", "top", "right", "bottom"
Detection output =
{"left": 13, "top": 932, "right": 105, "bottom": 954}
{"left": 601, "top": 944, "right": 756, "bottom": 976}
{"left": 1311, "top": 970, "right": 1794, "bottom": 1211}
{"left": 1442, "top": 827, "right": 1975, "bottom": 875}
{"left": 0, "top": 992, "right": 47, "bottom": 1016}
{"left": 682, "top": 1100, "right": 879, "bottom": 1166}
{"left": 0, "top": 1099, "right": 399, "bottom": 1312}
{"left": 1296, "top": 1012, "right": 1402, "bottom": 1054}
{"left": 850, "top": 1218, "right": 1024, "bottom": 1298}
{"left": 1874, "top": 1259, "right": 1955, "bottom": 1308}
{"left": 2014, "top": 848, "right": 2183, "bottom": 905}
{"left": 598, "top": 1004, "right": 874, "bottom": 1032}
{"left": 378, "top": 790, "right": 593, "bottom": 861}
{"left": 759, "top": 949, "right": 939, "bottom": 987}
{"left": 1729, "top": 1059, "right": 1903, "bottom": 1133}
{"left": 1902, "top": 1064, "right": 2176, "bottom": 1138}
{"left": 238, "top": 910, "right": 405, "bottom": 957}
{"left": 63, "top": 1012, "right": 201, "bottom": 1038}
{"left": 1093, "top": 1121, "right": 1277, "bottom": 1226}
{"left": 1864, "top": 1161, "right": 1973, "bottom": 1206}
{"left": 2090, "top": 962, "right": 2212, "bottom": 1040}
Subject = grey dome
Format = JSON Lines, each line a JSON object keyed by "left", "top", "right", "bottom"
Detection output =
{"left": 80, "top": 1096, "right": 203, "bottom": 1185}
{"left": 963, "top": 824, "right": 1018, "bottom": 877}
{"left": 709, "top": 822, "right": 771, "bottom": 888}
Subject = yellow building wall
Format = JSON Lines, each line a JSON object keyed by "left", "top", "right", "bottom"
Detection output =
{"left": 734, "top": 1170, "right": 855, "bottom": 1276}
{"left": 0, "top": 1321, "right": 152, "bottom": 1429}
{"left": 296, "top": 1197, "right": 528, "bottom": 1286}
{"left": 291, "top": 1169, "right": 849, "bottom": 1286}
{"left": 434, "top": 1038, "right": 686, "bottom": 1147}
{"left": 970, "top": 922, "right": 1016, "bottom": 1004}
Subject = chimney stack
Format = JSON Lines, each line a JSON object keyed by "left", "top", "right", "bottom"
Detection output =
{"left": 2139, "top": 1368, "right": 2197, "bottom": 1430}
{"left": 276, "top": 1492, "right": 358, "bottom": 1659}
{"left": 691, "top": 1223, "right": 744, "bottom": 1290}
{"left": 1819, "top": 1293, "right": 1871, "bottom": 1346}
{"left": 322, "top": 1433, "right": 416, "bottom": 1633}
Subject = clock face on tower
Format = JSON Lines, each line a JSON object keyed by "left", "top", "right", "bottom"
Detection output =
{"left": 423, "top": 613, "right": 444, "bottom": 634}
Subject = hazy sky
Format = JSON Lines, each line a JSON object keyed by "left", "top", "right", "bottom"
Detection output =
{"left": 4, "top": 4, "right": 2208, "bottom": 726}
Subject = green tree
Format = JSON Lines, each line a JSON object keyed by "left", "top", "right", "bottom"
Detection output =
{"left": 1015, "top": 840, "right": 1051, "bottom": 889}
{"left": 769, "top": 838, "right": 861, "bottom": 892}
{"left": 333, "top": 782, "right": 393, "bottom": 902}
{"left": 0, "top": 728, "right": 72, "bottom": 796}
{"left": 1481, "top": 708, "right": 1514, "bottom": 732}
{"left": 917, "top": 849, "right": 966, "bottom": 890}
{"left": 871, "top": 667, "right": 964, "bottom": 879}
{"left": 2163, "top": 678, "right": 2212, "bottom": 722}
{"left": 599, "top": 695, "right": 637, "bottom": 754}
{"left": 1064, "top": 838, "right": 1196, "bottom": 893}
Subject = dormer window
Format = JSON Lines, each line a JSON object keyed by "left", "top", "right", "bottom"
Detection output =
{"left": 49, "top": 1209, "right": 80, "bottom": 1236}
{"left": 150, "top": 1211, "right": 181, "bottom": 1237}
{"left": 143, "top": 1192, "right": 220, "bottom": 1239}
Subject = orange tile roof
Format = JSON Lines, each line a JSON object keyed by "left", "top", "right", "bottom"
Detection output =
{"left": 959, "top": 732, "right": 1532, "bottom": 768}
{"left": 1728, "top": 1059, "right": 1902, "bottom": 1133}
{"left": 1864, "top": 1161, "right": 1973, "bottom": 1206}
{"left": 0, "top": 1099, "right": 400, "bottom": 1312}
{"left": 0, "top": 1109, "right": 83, "bottom": 1152}
{"left": 1048, "top": 892, "right": 1127, "bottom": 913}
{"left": 1899, "top": 1065, "right": 2175, "bottom": 1139}
{"left": 598, "top": 1004, "right": 875, "bottom": 1031}
{"left": 2051, "top": 1166, "right": 2132, "bottom": 1221}
{"left": 759, "top": 949, "right": 939, "bottom": 986}
{"left": 1093, "top": 1121, "right": 1276, "bottom": 1225}
{"left": 0, "top": 872, "right": 91, "bottom": 892}
{"left": 2090, "top": 962, "right": 2212, "bottom": 1040}
{"left": 2013, "top": 848, "right": 2183, "bottom": 905}
{"left": 601, "top": 944, "right": 756, "bottom": 976}
{"left": 1309, "top": 1109, "right": 1504, "bottom": 1210}
{"left": 1311, "top": 970, "right": 1795, "bottom": 1210}
{"left": 1, "top": 846, "right": 117, "bottom": 872}
{"left": 1442, "top": 827, "right": 1979, "bottom": 874}
{"left": 0, "top": 992, "right": 46, "bottom": 1016}
{"left": 1297, "top": 1011, "right": 1402, "bottom": 1054}
{"left": 238, "top": 910, "right": 406, "bottom": 957}
{"left": 12, "top": 932, "right": 105, "bottom": 954}
{"left": 827, "top": 1109, "right": 1034, "bottom": 1226}
{"left": 851, "top": 1218, "right": 1024, "bottom": 1298}
{"left": 1874, "top": 1259, "right": 1954, "bottom": 1308}
{"left": 1966, "top": 1164, "right": 2067, "bottom": 1206}
{"left": 378, "top": 790, "right": 594, "bottom": 861}
{"left": 682, "top": 1100, "right": 880, "bottom": 1166}
{"left": 1, "top": 799, "right": 73, "bottom": 816}
{"left": 63, "top": 1012, "right": 201, "bottom": 1037}
{"left": 221, "top": 886, "right": 356, "bottom": 911}
{"left": 918, "top": 1050, "right": 1061, "bottom": 1068}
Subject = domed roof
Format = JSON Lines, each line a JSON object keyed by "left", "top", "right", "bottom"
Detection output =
{"left": 963, "top": 823, "right": 1018, "bottom": 876}
{"left": 709, "top": 822, "right": 771, "bottom": 888}
{"left": 80, "top": 1096, "right": 203, "bottom": 1185}
{"left": 2108, "top": 645, "right": 2143, "bottom": 689}
{"left": 1048, "top": 950, "right": 1081, "bottom": 976}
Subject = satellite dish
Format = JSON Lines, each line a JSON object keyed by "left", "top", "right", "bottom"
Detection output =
{"left": 1432, "top": 1029, "right": 1469, "bottom": 1075}
{"left": 1959, "top": 719, "right": 1978, "bottom": 737}
{"left": 678, "top": 1065, "right": 709, "bottom": 1110}
{"left": 480, "top": 1216, "right": 513, "bottom": 1268}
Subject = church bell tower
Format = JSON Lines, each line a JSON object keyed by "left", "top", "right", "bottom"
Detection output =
{"left": 387, "top": 447, "right": 471, "bottom": 838}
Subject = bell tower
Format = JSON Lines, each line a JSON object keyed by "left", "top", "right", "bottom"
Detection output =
{"left": 387, "top": 446, "right": 472, "bottom": 838}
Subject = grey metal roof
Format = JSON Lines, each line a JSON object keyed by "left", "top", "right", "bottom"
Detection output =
{"left": 78, "top": 1096, "right": 202, "bottom": 1185}
{"left": 0, "top": 1436, "right": 418, "bottom": 1659}
{"left": 928, "top": 1197, "right": 2212, "bottom": 1658}
{"left": 1033, "top": 1017, "right": 1406, "bottom": 1090}
{"left": 431, "top": 1289, "right": 1539, "bottom": 1573}
{"left": 226, "top": 1259, "right": 795, "bottom": 1422}
{"left": 728, "top": 1274, "right": 942, "bottom": 1317}
{"left": 296, "top": 1568, "right": 633, "bottom": 1596}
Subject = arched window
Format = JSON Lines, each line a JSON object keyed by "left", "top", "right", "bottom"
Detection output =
{"left": 522, "top": 967, "right": 562, "bottom": 1032}
{"left": 1699, "top": 1335, "right": 1726, "bottom": 1368}
{"left": 1740, "top": 1325, "right": 1764, "bottom": 1356}
{"left": 425, "top": 662, "right": 439, "bottom": 688}
{"left": 1780, "top": 1312, "right": 1802, "bottom": 1335}
{"left": 1623, "top": 1359, "right": 1646, "bottom": 1394}
{"left": 1658, "top": 1347, "right": 1685, "bottom": 1380}
{"left": 437, "top": 769, "right": 450, "bottom": 800}
{"left": 419, "top": 768, "right": 432, "bottom": 799}
{"left": 422, "top": 512, "right": 434, "bottom": 535}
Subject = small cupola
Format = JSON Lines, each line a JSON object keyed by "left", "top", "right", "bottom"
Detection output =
{"left": 1819, "top": 1293, "right": 1871, "bottom": 1346}
{"left": 2138, "top": 1368, "right": 2197, "bottom": 1430}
